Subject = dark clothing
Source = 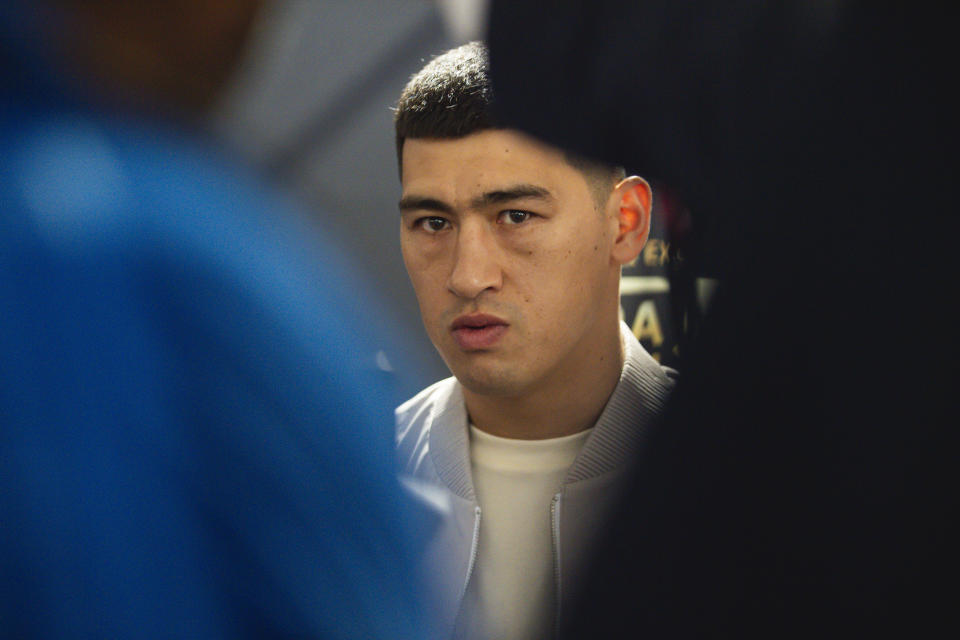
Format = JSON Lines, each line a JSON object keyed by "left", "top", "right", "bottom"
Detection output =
{"left": 488, "top": 2, "right": 956, "bottom": 636}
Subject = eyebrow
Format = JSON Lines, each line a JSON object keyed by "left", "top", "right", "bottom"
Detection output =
{"left": 398, "top": 184, "right": 554, "bottom": 214}
{"left": 469, "top": 184, "right": 553, "bottom": 209}
{"left": 397, "top": 196, "right": 453, "bottom": 214}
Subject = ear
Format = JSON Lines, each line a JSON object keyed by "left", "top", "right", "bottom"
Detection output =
{"left": 610, "top": 176, "right": 652, "bottom": 265}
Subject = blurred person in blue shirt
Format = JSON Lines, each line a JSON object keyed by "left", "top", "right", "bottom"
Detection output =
{"left": 0, "top": 1, "right": 434, "bottom": 638}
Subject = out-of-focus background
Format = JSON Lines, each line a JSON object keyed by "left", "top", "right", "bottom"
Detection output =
{"left": 210, "top": 1, "right": 457, "bottom": 390}
{"left": 209, "top": 0, "right": 701, "bottom": 392}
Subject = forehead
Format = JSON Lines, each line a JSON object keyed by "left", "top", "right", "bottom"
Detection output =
{"left": 401, "top": 129, "right": 593, "bottom": 205}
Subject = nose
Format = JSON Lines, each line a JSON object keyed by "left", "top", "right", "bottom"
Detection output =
{"left": 447, "top": 220, "right": 502, "bottom": 299}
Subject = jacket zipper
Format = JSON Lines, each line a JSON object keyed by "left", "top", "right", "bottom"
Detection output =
{"left": 458, "top": 505, "right": 482, "bottom": 605}
{"left": 551, "top": 492, "right": 562, "bottom": 639}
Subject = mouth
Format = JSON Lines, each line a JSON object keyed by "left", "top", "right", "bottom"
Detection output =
{"left": 450, "top": 313, "right": 509, "bottom": 351}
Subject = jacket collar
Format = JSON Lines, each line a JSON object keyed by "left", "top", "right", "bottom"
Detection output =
{"left": 564, "top": 322, "right": 675, "bottom": 483}
{"left": 428, "top": 323, "right": 675, "bottom": 499}
{"left": 428, "top": 380, "right": 476, "bottom": 501}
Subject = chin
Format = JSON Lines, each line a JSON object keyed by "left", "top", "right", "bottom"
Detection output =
{"left": 452, "top": 365, "right": 528, "bottom": 398}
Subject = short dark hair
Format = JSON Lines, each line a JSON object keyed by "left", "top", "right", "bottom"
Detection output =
{"left": 394, "top": 42, "right": 496, "bottom": 165}
{"left": 394, "top": 41, "right": 624, "bottom": 205}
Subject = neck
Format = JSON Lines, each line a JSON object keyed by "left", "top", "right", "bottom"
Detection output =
{"left": 463, "top": 323, "right": 625, "bottom": 440}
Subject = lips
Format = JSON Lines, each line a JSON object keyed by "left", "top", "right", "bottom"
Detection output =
{"left": 450, "top": 313, "right": 509, "bottom": 350}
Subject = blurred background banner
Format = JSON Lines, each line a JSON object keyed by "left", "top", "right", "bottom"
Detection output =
{"left": 620, "top": 181, "right": 713, "bottom": 369}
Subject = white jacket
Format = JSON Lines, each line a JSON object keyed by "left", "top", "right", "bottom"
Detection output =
{"left": 396, "top": 324, "right": 677, "bottom": 638}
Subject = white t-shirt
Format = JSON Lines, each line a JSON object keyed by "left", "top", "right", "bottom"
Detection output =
{"left": 458, "top": 424, "right": 593, "bottom": 640}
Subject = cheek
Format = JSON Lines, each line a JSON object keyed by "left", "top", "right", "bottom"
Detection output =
{"left": 402, "top": 238, "right": 438, "bottom": 278}
{"left": 403, "top": 257, "right": 449, "bottom": 320}
{"left": 402, "top": 232, "right": 455, "bottom": 271}
{"left": 537, "top": 238, "right": 606, "bottom": 278}
{"left": 409, "top": 272, "right": 441, "bottom": 310}
{"left": 536, "top": 248, "right": 610, "bottom": 309}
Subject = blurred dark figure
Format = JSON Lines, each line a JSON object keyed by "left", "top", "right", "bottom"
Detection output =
{"left": 1, "top": 2, "right": 433, "bottom": 638}
{"left": 488, "top": 1, "right": 955, "bottom": 637}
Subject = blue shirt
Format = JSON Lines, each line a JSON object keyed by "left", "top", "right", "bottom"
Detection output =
{"left": 1, "top": 28, "right": 434, "bottom": 639}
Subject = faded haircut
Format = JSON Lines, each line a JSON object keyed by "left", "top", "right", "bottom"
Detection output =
{"left": 394, "top": 41, "right": 624, "bottom": 207}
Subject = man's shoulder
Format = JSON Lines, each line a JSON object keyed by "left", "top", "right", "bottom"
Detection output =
{"left": 396, "top": 377, "right": 459, "bottom": 420}
{"left": 394, "top": 377, "right": 463, "bottom": 481}
{"left": 395, "top": 377, "right": 460, "bottom": 446}
{"left": 620, "top": 323, "right": 679, "bottom": 391}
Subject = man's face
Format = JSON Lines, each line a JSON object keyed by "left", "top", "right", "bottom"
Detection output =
{"left": 399, "top": 129, "right": 623, "bottom": 398}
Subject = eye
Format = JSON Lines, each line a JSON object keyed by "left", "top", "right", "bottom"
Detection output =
{"left": 499, "top": 210, "right": 533, "bottom": 225}
{"left": 415, "top": 216, "right": 451, "bottom": 233}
